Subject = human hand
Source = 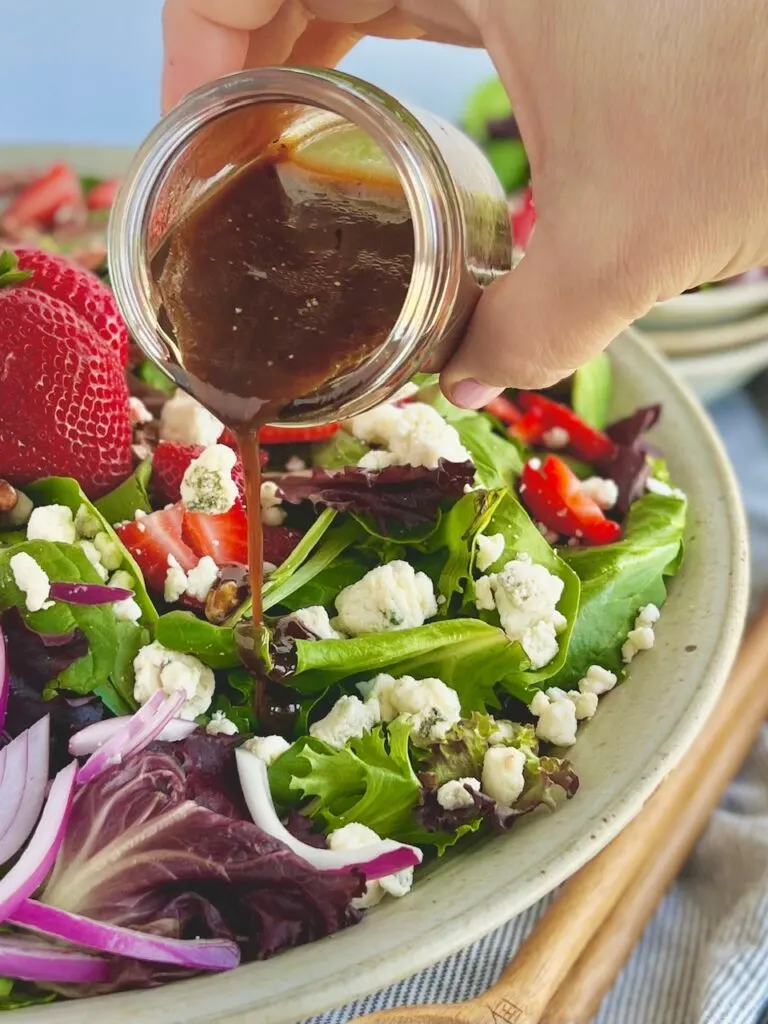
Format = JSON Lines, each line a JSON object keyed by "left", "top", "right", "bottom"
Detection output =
{"left": 162, "top": 0, "right": 768, "bottom": 405}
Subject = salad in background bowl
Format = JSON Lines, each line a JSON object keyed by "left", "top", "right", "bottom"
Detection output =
{"left": 461, "top": 77, "right": 768, "bottom": 329}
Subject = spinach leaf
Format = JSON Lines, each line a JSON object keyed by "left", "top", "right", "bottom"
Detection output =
{"left": 96, "top": 620, "right": 148, "bottom": 715}
{"left": 210, "top": 668, "right": 257, "bottom": 733}
{"left": 25, "top": 477, "right": 157, "bottom": 626}
{"left": 278, "top": 555, "right": 372, "bottom": 612}
{"left": 571, "top": 353, "right": 612, "bottom": 429}
{"left": 95, "top": 460, "right": 153, "bottom": 524}
{"left": 155, "top": 611, "right": 239, "bottom": 668}
{"left": 0, "top": 540, "right": 119, "bottom": 696}
{"left": 549, "top": 493, "right": 686, "bottom": 687}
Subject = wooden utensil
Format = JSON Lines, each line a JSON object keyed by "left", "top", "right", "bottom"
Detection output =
{"left": 351, "top": 602, "right": 768, "bottom": 1024}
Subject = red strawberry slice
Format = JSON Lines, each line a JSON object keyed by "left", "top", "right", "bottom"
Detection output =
{"left": 263, "top": 526, "right": 304, "bottom": 567}
{"left": 152, "top": 440, "right": 247, "bottom": 507}
{"left": 116, "top": 506, "right": 199, "bottom": 593}
{"left": 1, "top": 164, "right": 84, "bottom": 234}
{"left": 86, "top": 178, "right": 121, "bottom": 211}
{"left": 0, "top": 280, "right": 132, "bottom": 497}
{"left": 12, "top": 246, "right": 129, "bottom": 364}
{"left": 183, "top": 504, "right": 249, "bottom": 567}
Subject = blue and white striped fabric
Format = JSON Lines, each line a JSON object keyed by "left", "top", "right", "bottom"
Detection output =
{"left": 306, "top": 385, "right": 768, "bottom": 1024}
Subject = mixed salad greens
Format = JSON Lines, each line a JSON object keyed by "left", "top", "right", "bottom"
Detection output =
{"left": 0, "top": 162, "right": 687, "bottom": 1010}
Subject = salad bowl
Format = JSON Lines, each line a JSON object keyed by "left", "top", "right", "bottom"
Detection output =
{"left": 14, "top": 326, "right": 748, "bottom": 1024}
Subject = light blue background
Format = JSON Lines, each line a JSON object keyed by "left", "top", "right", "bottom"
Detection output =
{"left": 0, "top": 0, "right": 495, "bottom": 145}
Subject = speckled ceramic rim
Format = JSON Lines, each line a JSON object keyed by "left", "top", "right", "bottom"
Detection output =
{"left": 0, "top": 146, "right": 750, "bottom": 1024}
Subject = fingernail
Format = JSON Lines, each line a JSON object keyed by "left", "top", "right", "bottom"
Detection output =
{"left": 450, "top": 379, "right": 502, "bottom": 410}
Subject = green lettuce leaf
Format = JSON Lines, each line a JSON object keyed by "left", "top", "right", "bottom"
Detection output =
{"left": 95, "top": 619, "right": 149, "bottom": 715}
{"left": 95, "top": 459, "right": 153, "bottom": 524}
{"left": 155, "top": 611, "right": 239, "bottom": 668}
{"left": 25, "top": 477, "right": 157, "bottom": 626}
{"left": 549, "top": 493, "right": 687, "bottom": 687}
{"left": 427, "top": 394, "right": 524, "bottom": 490}
{"left": 311, "top": 429, "right": 369, "bottom": 470}
{"left": 288, "top": 719, "right": 422, "bottom": 839}
{"left": 135, "top": 358, "right": 176, "bottom": 396}
{"left": 0, "top": 978, "right": 55, "bottom": 1011}
{"left": 461, "top": 77, "right": 512, "bottom": 140}
{"left": 209, "top": 668, "right": 257, "bottom": 733}
{"left": 416, "top": 714, "right": 537, "bottom": 789}
{"left": 571, "top": 354, "right": 612, "bottom": 429}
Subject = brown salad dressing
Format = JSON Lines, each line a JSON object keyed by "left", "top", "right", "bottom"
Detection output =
{"left": 153, "top": 149, "right": 414, "bottom": 730}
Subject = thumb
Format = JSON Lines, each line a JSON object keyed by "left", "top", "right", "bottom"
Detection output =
{"left": 440, "top": 218, "right": 644, "bottom": 408}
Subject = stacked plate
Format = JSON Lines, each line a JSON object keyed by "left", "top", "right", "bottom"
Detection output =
{"left": 634, "top": 279, "right": 768, "bottom": 403}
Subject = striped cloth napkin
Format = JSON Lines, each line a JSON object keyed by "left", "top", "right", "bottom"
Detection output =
{"left": 306, "top": 383, "right": 768, "bottom": 1024}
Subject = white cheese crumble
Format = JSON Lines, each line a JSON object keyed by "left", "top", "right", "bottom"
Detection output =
{"left": 536, "top": 698, "right": 578, "bottom": 747}
{"left": 482, "top": 746, "right": 526, "bottom": 807}
{"left": 488, "top": 720, "right": 517, "bottom": 745}
{"left": 260, "top": 481, "right": 287, "bottom": 527}
{"left": 542, "top": 426, "right": 570, "bottom": 449}
{"left": 475, "top": 532, "right": 506, "bottom": 573}
{"left": 26, "top": 504, "right": 76, "bottom": 545}
{"left": 475, "top": 554, "right": 566, "bottom": 669}
{"left": 285, "top": 456, "right": 306, "bottom": 473}
{"left": 164, "top": 554, "right": 189, "bottom": 604}
{"left": 74, "top": 503, "right": 101, "bottom": 539}
{"left": 288, "top": 606, "right": 344, "bottom": 640}
{"left": 622, "top": 604, "right": 661, "bottom": 663}
{"left": 328, "top": 823, "right": 413, "bottom": 907}
{"left": 206, "top": 710, "right": 239, "bottom": 736}
{"left": 577, "top": 664, "right": 618, "bottom": 696}
{"left": 185, "top": 556, "right": 219, "bottom": 603}
{"left": 10, "top": 552, "right": 53, "bottom": 612}
{"left": 309, "top": 695, "right": 381, "bottom": 749}
{"left": 241, "top": 734, "right": 290, "bottom": 766}
{"left": 646, "top": 477, "right": 686, "bottom": 500}
{"left": 128, "top": 396, "right": 153, "bottom": 424}
{"left": 357, "top": 449, "right": 400, "bottom": 471}
{"left": 92, "top": 531, "right": 123, "bottom": 571}
{"left": 77, "top": 540, "right": 108, "bottom": 581}
{"left": 580, "top": 476, "right": 619, "bottom": 511}
{"left": 112, "top": 594, "right": 142, "bottom": 623}
{"left": 133, "top": 641, "right": 215, "bottom": 720}
{"left": 349, "top": 400, "right": 470, "bottom": 471}
{"left": 160, "top": 390, "right": 224, "bottom": 447}
{"left": 436, "top": 777, "right": 481, "bottom": 811}
{"left": 180, "top": 444, "right": 238, "bottom": 515}
{"left": 369, "top": 673, "right": 461, "bottom": 745}
{"left": 334, "top": 561, "right": 437, "bottom": 636}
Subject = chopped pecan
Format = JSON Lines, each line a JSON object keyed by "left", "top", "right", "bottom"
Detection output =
{"left": 205, "top": 565, "right": 250, "bottom": 625}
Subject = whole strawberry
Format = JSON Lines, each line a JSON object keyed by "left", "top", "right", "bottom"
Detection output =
{"left": 12, "top": 245, "right": 128, "bottom": 364}
{"left": 0, "top": 252, "right": 132, "bottom": 497}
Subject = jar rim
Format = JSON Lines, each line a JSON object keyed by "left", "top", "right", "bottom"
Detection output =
{"left": 108, "top": 66, "right": 466, "bottom": 425}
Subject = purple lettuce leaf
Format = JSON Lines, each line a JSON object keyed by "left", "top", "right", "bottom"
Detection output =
{"left": 597, "top": 404, "right": 663, "bottom": 515}
{"left": 147, "top": 732, "right": 247, "bottom": 821}
{"left": 39, "top": 746, "right": 362, "bottom": 995}
{"left": 415, "top": 755, "right": 579, "bottom": 837}
{"left": 1, "top": 608, "right": 104, "bottom": 771}
{"left": 276, "top": 460, "right": 476, "bottom": 528}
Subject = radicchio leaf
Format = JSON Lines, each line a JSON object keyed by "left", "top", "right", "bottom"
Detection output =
{"left": 148, "top": 732, "right": 247, "bottom": 820}
{"left": 606, "top": 404, "right": 661, "bottom": 448}
{"left": 276, "top": 460, "right": 476, "bottom": 529}
{"left": 39, "top": 747, "right": 362, "bottom": 994}
{"left": 1, "top": 609, "right": 102, "bottom": 771}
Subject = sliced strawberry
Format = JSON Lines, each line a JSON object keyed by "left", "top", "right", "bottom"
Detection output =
{"left": 86, "top": 178, "right": 121, "bottom": 211}
{"left": 1, "top": 164, "right": 84, "bottom": 233}
{"left": 152, "top": 440, "right": 247, "bottom": 506}
{"left": 115, "top": 506, "right": 198, "bottom": 592}
{"left": 183, "top": 503, "right": 249, "bottom": 566}
{"left": 263, "top": 526, "right": 304, "bottom": 567}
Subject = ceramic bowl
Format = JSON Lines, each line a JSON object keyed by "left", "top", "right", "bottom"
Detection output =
{"left": 667, "top": 336, "right": 768, "bottom": 405}
{"left": 16, "top": 326, "right": 748, "bottom": 1024}
{"left": 639, "top": 278, "right": 768, "bottom": 331}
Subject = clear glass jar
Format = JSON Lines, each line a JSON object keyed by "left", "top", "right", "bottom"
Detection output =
{"left": 108, "top": 66, "right": 511, "bottom": 425}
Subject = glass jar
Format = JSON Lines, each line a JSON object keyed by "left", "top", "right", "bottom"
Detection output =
{"left": 108, "top": 66, "right": 511, "bottom": 425}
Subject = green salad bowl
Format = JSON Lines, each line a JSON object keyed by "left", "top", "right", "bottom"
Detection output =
{"left": 18, "top": 327, "right": 748, "bottom": 1024}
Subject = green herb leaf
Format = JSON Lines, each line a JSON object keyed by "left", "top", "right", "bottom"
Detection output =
{"left": 0, "top": 249, "right": 33, "bottom": 288}
{"left": 571, "top": 354, "right": 613, "bottom": 429}
{"left": 549, "top": 493, "right": 686, "bottom": 687}
{"left": 95, "top": 460, "right": 153, "bottom": 524}
{"left": 136, "top": 359, "right": 177, "bottom": 397}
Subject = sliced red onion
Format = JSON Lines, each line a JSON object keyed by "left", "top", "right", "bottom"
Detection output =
{"left": 0, "top": 717, "right": 50, "bottom": 865}
{"left": 236, "top": 749, "right": 422, "bottom": 880}
{"left": 49, "top": 582, "right": 133, "bottom": 605}
{"left": 0, "top": 934, "right": 108, "bottom": 984}
{"left": 70, "top": 715, "right": 197, "bottom": 757}
{"left": 77, "top": 690, "right": 186, "bottom": 786}
{"left": 12, "top": 901, "right": 240, "bottom": 972}
{"left": 0, "top": 626, "right": 8, "bottom": 733}
{"left": 0, "top": 761, "right": 77, "bottom": 925}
